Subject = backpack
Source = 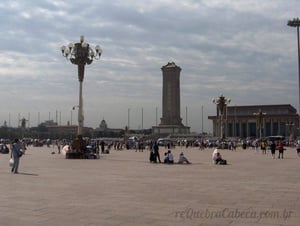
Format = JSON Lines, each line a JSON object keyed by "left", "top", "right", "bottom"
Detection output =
{"left": 219, "top": 159, "right": 227, "bottom": 165}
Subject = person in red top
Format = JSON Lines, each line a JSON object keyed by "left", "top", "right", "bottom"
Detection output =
{"left": 277, "top": 141, "right": 284, "bottom": 159}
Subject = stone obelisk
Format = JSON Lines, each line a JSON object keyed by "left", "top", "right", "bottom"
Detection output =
{"left": 153, "top": 62, "right": 190, "bottom": 134}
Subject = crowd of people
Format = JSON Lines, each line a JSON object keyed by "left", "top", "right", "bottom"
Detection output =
{"left": 147, "top": 138, "right": 300, "bottom": 165}
{"left": 4, "top": 136, "right": 300, "bottom": 174}
{"left": 251, "top": 139, "right": 286, "bottom": 159}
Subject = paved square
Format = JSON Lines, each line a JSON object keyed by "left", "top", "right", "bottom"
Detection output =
{"left": 0, "top": 145, "right": 299, "bottom": 226}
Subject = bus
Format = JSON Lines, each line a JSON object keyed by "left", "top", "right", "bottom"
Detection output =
{"left": 266, "top": 136, "right": 285, "bottom": 145}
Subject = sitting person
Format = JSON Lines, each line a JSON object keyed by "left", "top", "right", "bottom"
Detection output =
{"left": 212, "top": 149, "right": 227, "bottom": 165}
{"left": 212, "top": 149, "right": 219, "bottom": 163}
{"left": 163, "top": 152, "right": 168, "bottom": 163}
{"left": 164, "top": 150, "right": 174, "bottom": 164}
{"left": 178, "top": 152, "right": 191, "bottom": 164}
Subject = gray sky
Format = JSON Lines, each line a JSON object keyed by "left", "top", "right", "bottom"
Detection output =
{"left": 0, "top": 0, "right": 299, "bottom": 133}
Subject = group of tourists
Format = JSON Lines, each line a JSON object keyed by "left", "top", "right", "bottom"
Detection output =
{"left": 252, "top": 139, "right": 286, "bottom": 159}
{"left": 163, "top": 150, "right": 191, "bottom": 164}
{"left": 149, "top": 143, "right": 228, "bottom": 165}
{"left": 269, "top": 141, "right": 285, "bottom": 159}
{"left": 149, "top": 142, "right": 191, "bottom": 164}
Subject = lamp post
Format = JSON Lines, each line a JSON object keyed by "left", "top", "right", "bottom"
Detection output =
{"left": 253, "top": 109, "right": 266, "bottom": 141}
{"left": 212, "top": 94, "right": 231, "bottom": 140}
{"left": 286, "top": 121, "right": 295, "bottom": 146}
{"left": 287, "top": 18, "right": 300, "bottom": 135}
{"left": 61, "top": 35, "right": 102, "bottom": 135}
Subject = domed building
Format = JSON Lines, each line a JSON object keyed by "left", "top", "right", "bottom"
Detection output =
{"left": 94, "top": 118, "right": 124, "bottom": 137}
{"left": 99, "top": 118, "right": 108, "bottom": 132}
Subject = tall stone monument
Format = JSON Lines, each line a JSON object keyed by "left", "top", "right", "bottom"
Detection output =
{"left": 153, "top": 62, "right": 190, "bottom": 134}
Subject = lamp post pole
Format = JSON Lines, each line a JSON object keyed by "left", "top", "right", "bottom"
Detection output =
{"left": 212, "top": 94, "right": 231, "bottom": 141}
{"left": 61, "top": 36, "right": 102, "bottom": 136}
{"left": 286, "top": 122, "right": 295, "bottom": 146}
{"left": 287, "top": 18, "right": 300, "bottom": 135}
{"left": 253, "top": 109, "right": 266, "bottom": 141}
{"left": 78, "top": 79, "right": 84, "bottom": 135}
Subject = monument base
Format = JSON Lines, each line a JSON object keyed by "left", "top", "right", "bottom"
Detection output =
{"left": 152, "top": 125, "right": 190, "bottom": 135}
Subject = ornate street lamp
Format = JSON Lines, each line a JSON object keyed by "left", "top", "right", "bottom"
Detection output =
{"left": 61, "top": 35, "right": 102, "bottom": 135}
{"left": 253, "top": 109, "right": 266, "bottom": 141}
{"left": 212, "top": 94, "right": 231, "bottom": 140}
{"left": 287, "top": 18, "right": 300, "bottom": 135}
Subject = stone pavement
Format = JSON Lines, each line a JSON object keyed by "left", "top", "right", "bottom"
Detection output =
{"left": 0, "top": 145, "right": 299, "bottom": 226}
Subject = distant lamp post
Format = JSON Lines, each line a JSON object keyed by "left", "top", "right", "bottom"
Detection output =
{"left": 212, "top": 94, "right": 231, "bottom": 140}
{"left": 253, "top": 109, "right": 266, "bottom": 141}
{"left": 287, "top": 18, "right": 300, "bottom": 135}
{"left": 286, "top": 121, "right": 295, "bottom": 146}
{"left": 61, "top": 36, "right": 102, "bottom": 135}
{"left": 19, "top": 117, "right": 29, "bottom": 138}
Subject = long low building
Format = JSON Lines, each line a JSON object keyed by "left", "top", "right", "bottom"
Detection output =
{"left": 208, "top": 104, "right": 299, "bottom": 138}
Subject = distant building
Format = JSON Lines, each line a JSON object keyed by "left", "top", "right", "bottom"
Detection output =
{"left": 38, "top": 120, "right": 92, "bottom": 137}
{"left": 208, "top": 104, "right": 299, "bottom": 138}
{"left": 98, "top": 119, "right": 108, "bottom": 132}
{"left": 94, "top": 119, "right": 124, "bottom": 136}
{"left": 46, "top": 124, "right": 79, "bottom": 135}
{"left": 39, "top": 120, "right": 57, "bottom": 127}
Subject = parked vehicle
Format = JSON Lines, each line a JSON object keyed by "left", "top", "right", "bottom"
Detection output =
{"left": 157, "top": 138, "right": 172, "bottom": 147}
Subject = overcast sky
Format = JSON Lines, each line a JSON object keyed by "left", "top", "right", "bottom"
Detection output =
{"left": 0, "top": 0, "right": 299, "bottom": 133}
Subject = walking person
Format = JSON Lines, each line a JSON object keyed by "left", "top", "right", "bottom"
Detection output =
{"left": 100, "top": 140, "right": 105, "bottom": 154}
{"left": 277, "top": 141, "right": 284, "bottom": 159}
{"left": 261, "top": 140, "right": 267, "bottom": 155}
{"left": 11, "top": 138, "right": 23, "bottom": 174}
{"left": 56, "top": 140, "right": 61, "bottom": 154}
{"left": 270, "top": 141, "right": 276, "bottom": 159}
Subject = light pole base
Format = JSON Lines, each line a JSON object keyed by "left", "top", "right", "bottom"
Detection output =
{"left": 65, "top": 136, "right": 100, "bottom": 159}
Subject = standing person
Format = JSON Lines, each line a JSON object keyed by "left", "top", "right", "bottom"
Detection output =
{"left": 253, "top": 140, "right": 259, "bottom": 152}
{"left": 152, "top": 142, "right": 161, "bottom": 163}
{"left": 277, "top": 141, "right": 284, "bottom": 159}
{"left": 100, "top": 140, "right": 105, "bottom": 154}
{"left": 56, "top": 140, "right": 61, "bottom": 154}
{"left": 261, "top": 140, "right": 267, "bottom": 155}
{"left": 296, "top": 143, "right": 300, "bottom": 157}
{"left": 11, "top": 138, "right": 22, "bottom": 174}
{"left": 270, "top": 141, "right": 276, "bottom": 159}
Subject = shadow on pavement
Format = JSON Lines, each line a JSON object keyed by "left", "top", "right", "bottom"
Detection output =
{"left": 17, "top": 172, "right": 39, "bottom": 176}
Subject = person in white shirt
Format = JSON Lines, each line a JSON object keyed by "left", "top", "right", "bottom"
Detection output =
{"left": 212, "top": 148, "right": 227, "bottom": 165}
{"left": 178, "top": 152, "right": 191, "bottom": 164}
{"left": 166, "top": 150, "right": 174, "bottom": 164}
